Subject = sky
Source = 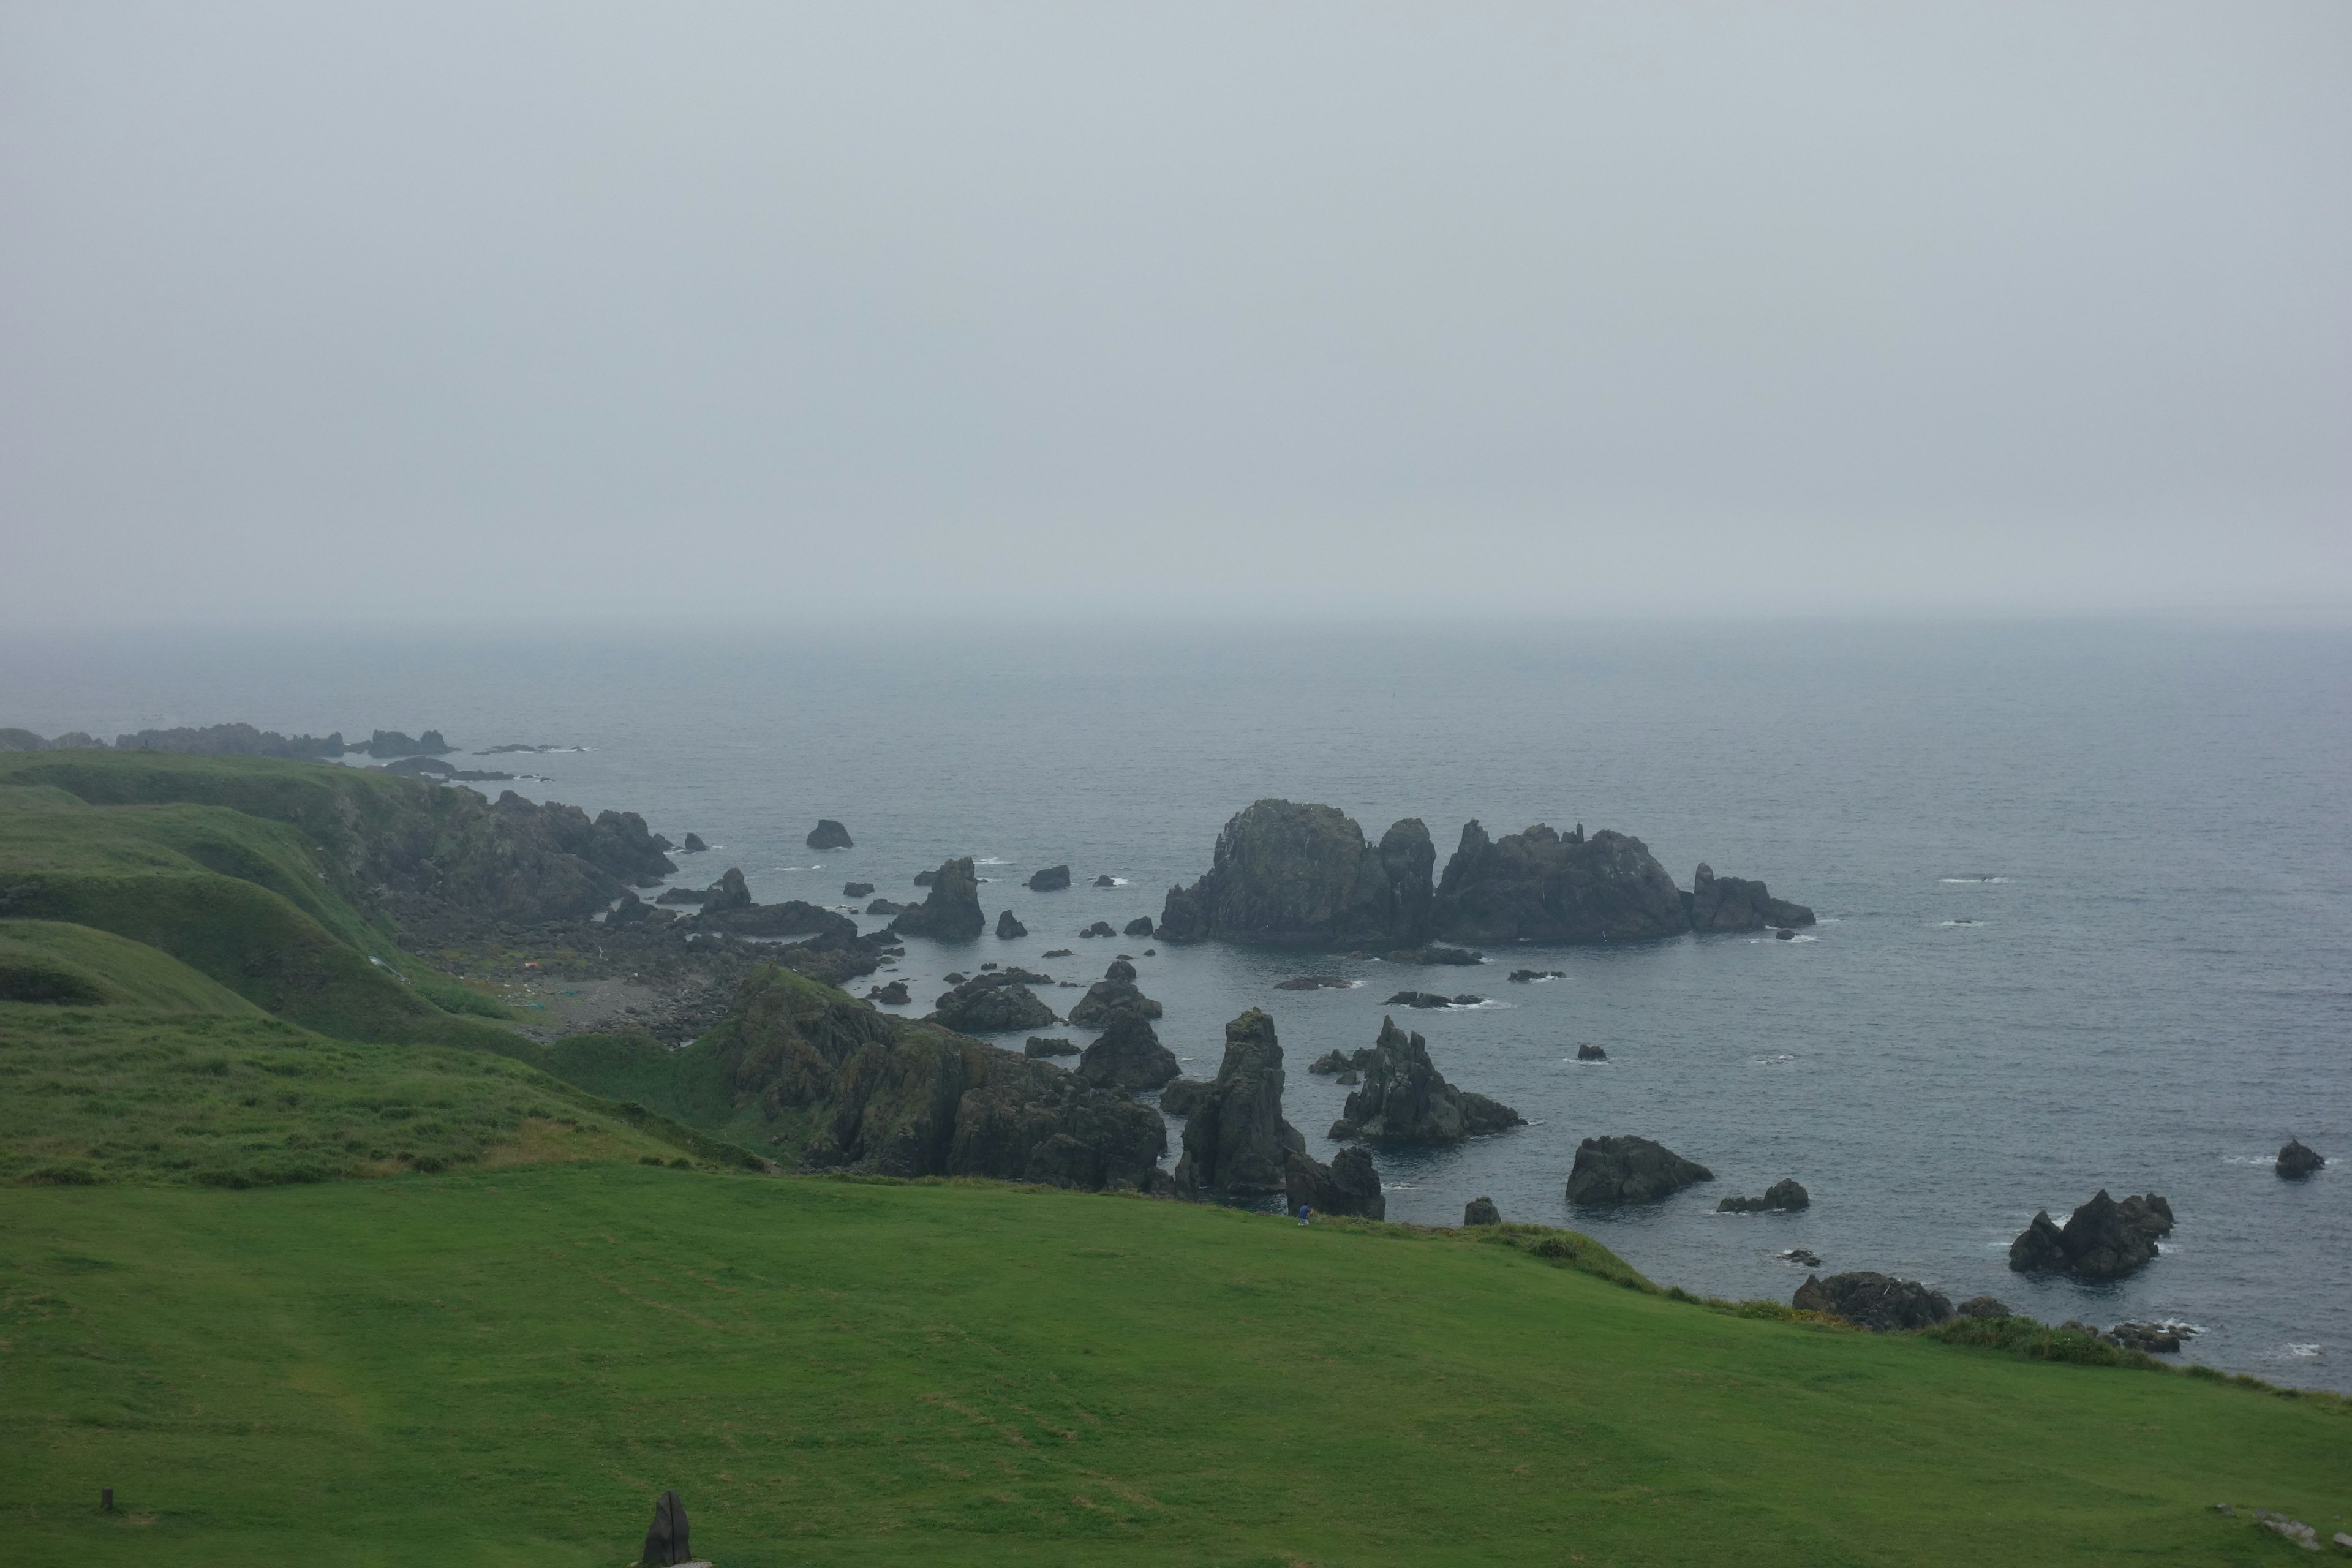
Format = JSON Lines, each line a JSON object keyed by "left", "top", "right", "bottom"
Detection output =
{"left": 2, "top": 1, "right": 2347, "bottom": 626}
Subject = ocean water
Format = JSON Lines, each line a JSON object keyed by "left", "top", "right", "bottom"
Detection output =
{"left": 6, "top": 618, "right": 2348, "bottom": 1389}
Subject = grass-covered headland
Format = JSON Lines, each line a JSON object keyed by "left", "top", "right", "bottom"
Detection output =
{"left": 2, "top": 751, "right": 2346, "bottom": 1564}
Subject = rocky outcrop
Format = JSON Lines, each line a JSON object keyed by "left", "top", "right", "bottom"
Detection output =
{"left": 1564, "top": 1136, "right": 1713, "bottom": 1205}
{"left": 1384, "top": 945, "right": 1480, "bottom": 965}
{"left": 1123, "top": 916, "right": 1154, "bottom": 937}
{"left": 1276, "top": 974, "right": 1351, "bottom": 992}
{"left": 1687, "top": 863, "right": 1815, "bottom": 932}
{"left": 1024, "top": 1035, "right": 1078, "bottom": 1057}
{"left": 681, "top": 833, "right": 708, "bottom": 853}
{"left": 2108, "top": 1321, "right": 2193, "bottom": 1354}
{"left": 929, "top": 973, "right": 1058, "bottom": 1034}
{"left": 1285, "top": 1146, "right": 1385, "bottom": 1219}
{"left": 1307, "top": 1047, "right": 1365, "bottom": 1074}
{"left": 1156, "top": 801, "right": 1435, "bottom": 948}
{"left": 1508, "top": 968, "right": 1564, "bottom": 982}
{"left": 1079, "top": 920, "right": 1115, "bottom": 938}
{"left": 2008, "top": 1190, "right": 2173, "bottom": 1281}
{"left": 693, "top": 964, "right": 1166, "bottom": 1189}
{"left": 1382, "top": 990, "right": 1466, "bottom": 1009}
{"left": 1027, "top": 864, "right": 1071, "bottom": 891}
{"left": 1463, "top": 1196, "right": 1501, "bottom": 1226}
{"left": 1066, "top": 960, "right": 1163, "bottom": 1027}
{"left": 1157, "top": 1077, "right": 1212, "bottom": 1117}
{"left": 1092, "top": 875, "right": 1117, "bottom": 888}
{"left": 1327, "top": 1016, "right": 1523, "bottom": 1142}
{"left": 843, "top": 881, "right": 874, "bottom": 898}
{"left": 110, "top": 722, "right": 350, "bottom": 758}
{"left": 2278, "top": 1139, "right": 2326, "bottom": 1178}
{"left": 1792, "top": 1272, "right": 1953, "bottom": 1331}
{"left": 805, "top": 820, "right": 853, "bottom": 850}
{"left": 1717, "top": 1178, "right": 1809, "bottom": 1213}
{"left": 891, "top": 858, "right": 986, "bottom": 940}
{"left": 606, "top": 889, "right": 661, "bottom": 925}
{"left": 1954, "top": 1295, "right": 2014, "bottom": 1319}
{"left": 996, "top": 909, "right": 1027, "bottom": 940}
{"left": 865, "top": 897, "right": 908, "bottom": 916}
{"left": 1076, "top": 1008, "right": 1182, "bottom": 1091}
{"left": 867, "top": 979, "right": 911, "bottom": 1005}
{"left": 1173, "top": 1009, "right": 1303, "bottom": 1194}
{"left": 1575, "top": 1043, "right": 1607, "bottom": 1061}
{"left": 1430, "top": 822, "right": 1686, "bottom": 945}
{"left": 704, "top": 894, "right": 862, "bottom": 946}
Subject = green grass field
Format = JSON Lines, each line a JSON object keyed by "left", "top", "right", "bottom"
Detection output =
{"left": 6, "top": 1166, "right": 2346, "bottom": 1567}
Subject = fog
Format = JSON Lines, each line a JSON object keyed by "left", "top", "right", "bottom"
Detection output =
{"left": 2, "top": 1, "right": 2346, "bottom": 625}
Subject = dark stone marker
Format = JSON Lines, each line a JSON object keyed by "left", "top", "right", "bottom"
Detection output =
{"left": 102, "top": 1487, "right": 113, "bottom": 1512}
{"left": 640, "top": 1488, "right": 690, "bottom": 1566}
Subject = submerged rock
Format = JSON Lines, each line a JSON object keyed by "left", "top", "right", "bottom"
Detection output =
{"left": 892, "top": 858, "right": 987, "bottom": 940}
{"left": 1687, "top": 862, "right": 1815, "bottom": 932}
{"left": 1508, "top": 968, "right": 1564, "bottom": 982}
{"left": 930, "top": 973, "right": 1058, "bottom": 1033}
{"left": 1564, "top": 1136, "right": 1713, "bottom": 1205}
{"left": 1792, "top": 1272, "right": 1953, "bottom": 1332}
{"left": 1173, "top": 1009, "right": 1303, "bottom": 1194}
{"left": 996, "top": 909, "right": 1027, "bottom": 940}
{"left": 1027, "top": 864, "right": 1072, "bottom": 891}
{"left": 1155, "top": 801, "right": 1435, "bottom": 948}
{"left": 1024, "top": 1036, "right": 1079, "bottom": 1058}
{"left": 2277, "top": 1139, "right": 2326, "bottom": 1178}
{"left": 2007, "top": 1190, "right": 2174, "bottom": 1281}
{"left": 1717, "top": 1178, "right": 1809, "bottom": 1213}
{"left": 806, "top": 820, "right": 853, "bottom": 851}
{"left": 1463, "top": 1196, "right": 1501, "bottom": 1227}
{"left": 1285, "top": 1145, "right": 1385, "bottom": 1219}
{"left": 1327, "top": 1016, "right": 1523, "bottom": 1143}
{"left": 1042, "top": 948, "right": 1074, "bottom": 958}
{"left": 1076, "top": 1008, "right": 1182, "bottom": 1091}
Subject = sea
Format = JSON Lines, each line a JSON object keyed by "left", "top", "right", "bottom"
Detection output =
{"left": 6, "top": 617, "right": 2346, "bottom": 1389}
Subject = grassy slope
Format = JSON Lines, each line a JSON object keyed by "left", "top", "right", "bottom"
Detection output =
{"left": 0, "top": 785, "right": 516, "bottom": 1051}
{"left": 0, "top": 919, "right": 266, "bottom": 1013}
{"left": 5, "top": 1169, "right": 2345, "bottom": 1567}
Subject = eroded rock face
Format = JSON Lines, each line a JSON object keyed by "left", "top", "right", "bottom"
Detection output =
{"left": 996, "top": 909, "right": 1027, "bottom": 940}
{"left": 891, "top": 858, "right": 987, "bottom": 940}
{"left": 2007, "top": 1189, "right": 2173, "bottom": 1281}
{"left": 1027, "top": 864, "right": 1071, "bottom": 891}
{"left": 1463, "top": 1196, "right": 1501, "bottom": 1226}
{"left": 1155, "top": 801, "right": 1435, "bottom": 948}
{"left": 1174, "top": 1009, "right": 1302, "bottom": 1194}
{"left": 1431, "top": 822, "right": 1687, "bottom": 945}
{"left": 1285, "top": 1145, "right": 1385, "bottom": 1219}
{"left": 1717, "top": 1178, "right": 1809, "bottom": 1213}
{"left": 2278, "top": 1139, "right": 2326, "bottom": 1178}
{"left": 930, "top": 973, "right": 1058, "bottom": 1034}
{"left": 1564, "top": 1136, "right": 1713, "bottom": 1205}
{"left": 695, "top": 965, "right": 1166, "bottom": 1190}
{"left": 1076, "top": 1008, "right": 1181, "bottom": 1091}
{"left": 1687, "top": 863, "right": 1815, "bottom": 932}
{"left": 1327, "top": 1016, "right": 1523, "bottom": 1143}
{"left": 806, "top": 819, "right": 854, "bottom": 850}
{"left": 1067, "top": 962, "right": 1164, "bottom": 1027}
{"left": 1157, "top": 1077, "right": 1212, "bottom": 1117}
{"left": 1792, "top": 1272, "right": 1953, "bottom": 1331}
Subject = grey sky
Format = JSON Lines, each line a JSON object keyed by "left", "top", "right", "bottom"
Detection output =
{"left": 3, "top": 1, "right": 2346, "bottom": 625}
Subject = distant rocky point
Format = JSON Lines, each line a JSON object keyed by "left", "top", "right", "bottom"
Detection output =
{"left": 1793, "top": 1272, "right": 1952, "bottom": 1332}
{"left": 805, "top": 819, "right": 853, "bottom": 850}
{"left": 1156, "top": 799, "right": 1812, "bottom": 949}
{"left": 1327, "top": 1016, "right": 1522, "bottom": 1143}
{"left": 1027, "top": 865, "right": 1071, "bottom": 891}
{"left": 1566, "top": 1135, "right": 1713, "bottom": 1205}
{"left": 1173, "top": 1009, "right": 1304, "bottom": 1195}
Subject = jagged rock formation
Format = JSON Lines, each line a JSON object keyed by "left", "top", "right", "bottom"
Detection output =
{"left": 1792, "top": 1272, "right": 1953, "bottom": 1331}
{"left": 692, "top": 869, "right": 862, "bottom": 941}
{"left": 1326, "top": 1017, "right": 1523, "bottom": 1142}
{"left": 1027, "top": 864, "right": 1071, "bottom": 891}
{"left": 606, "top": 889, "right": 662, "bottom": 926}
{"left": 1286, "top": 1145, "right": 1385, "bottom": 1219}
{"left": 109, "top": 722, "right": 350, "bottom": 758}
{"left": 930, "top": 972, "right": 1058, "bottom": 1033}
{"left": 680, "top": 833, "right": 708, "bottom": 853}
{"left": 1157, "top": 1077, "right": 1212, "bottom": 1117}
{"left": 805, "top": 819, "right": 853, "bottom": 850}
{"left": 1431, "top": 823, "right": 1686, "bottom": 944}
{"left": 1076, "top": 1008, "right": 1181, "bottom": 1091}
{"left": 1156, "top": 801, "right": 1435, "bottom": 947}
{"left": 2278, "top": 1139, "right": 2326, "bottom": 1178}
{"left": 891, "top": 858, "right": 987, "bottom": 940}
{"left": 693, "top": 964, "right": 1166, "bottom": 1189}
{"left": 1718, "top": 1178, "right": 1809, "bottom": 1213}
{"left": 1066, "top": 959, "right": 1163, "bottom": 1027}
{"left": 1173, "top": 1009, "right": 1303, "bottom": 1194}
{"left": 2008, "top": 1190, "right": 2174, "bottom": 1281}
{"left": 996, "top": 909, "right": 1027, "bottom": 940}
{"left": 1307, "top": 1047, "right": 1366, "bottom": 1074}
{"left": 1686, "top": 863, "right": 1815, "bottom": 932}
{"left": 1564, "top": 1136, "right": 1713, "bottom": 1205}
{"left": 1575, "top": 1043, "right": 1607, "bottom": 1061}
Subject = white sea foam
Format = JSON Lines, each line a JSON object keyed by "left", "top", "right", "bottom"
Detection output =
{"left": 1940, "top": 876, "right": 2010, "bottom": 884}
{"left": 772, "top": 864, "right": 820, "bottom": 872}
{"left": 2287, "top": 1343, "right": 2324, "bottom": 1357}
{"left": 976, "top": 856, "right": 1012, "bottom": 865}
{"left": 1936, "top": 919, "right": 1986, "bottom": 928}
{"left": 1106, "top": 876, "right": 1132, "bottom": 886}
{"left": 1751, "top": 1053, "right": 1796, "bottom": 1067}
{"left": 1453, "top": 998, "right": 1510, "bottom": 1010}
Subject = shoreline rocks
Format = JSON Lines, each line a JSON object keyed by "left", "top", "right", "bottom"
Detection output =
{"left": 929, "top": 972, "right": 1058, "bottom": 1034}
{"left": 1172, "top": 1009, "right": 1303, "bottom": 1195}
{"left": 1792, "top": 1272, "right": 1953, "bottom": 1331}
{"left": 1686, "top": 862, "right": 1815, "bottom": 932}
{"left": 1565, "top": 1136, "right": 1712, "bottom": 1205}
{"left": 1157, "top": 1076, "right": 1212, "bottom": 1117}
{"left": 1717, "top": 1178, "right": 1809, "bottom": 1213}
{"left": 1284, "top": 1145, "right": 1385, "bottom": 1219}
{"left": 1463, "top": 1196, "right": 1501, "bottom": 1226}
{"left": 1954, "top": 1295, "right": 2013, "bottom": 1319}
{"left": 2008, "top": 1189, "right": 2173, "bottom": 1281}
{"left": 1327, "top": 1016, "right": 1523, "bottom": 1143}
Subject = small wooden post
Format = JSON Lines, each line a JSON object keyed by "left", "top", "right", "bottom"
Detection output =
{"left": 102, "top": 1487, "right": 113, "bottom": 1512}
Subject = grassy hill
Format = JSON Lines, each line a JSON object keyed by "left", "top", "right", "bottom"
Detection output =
{"left": 6, "top": 1166, "right": 2346, "bottom": 1566}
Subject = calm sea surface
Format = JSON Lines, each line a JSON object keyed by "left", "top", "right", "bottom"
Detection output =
{"left": 7, "top": 619, "right": 2347, "bottom": 1387}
